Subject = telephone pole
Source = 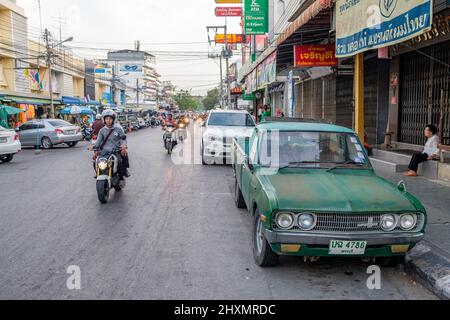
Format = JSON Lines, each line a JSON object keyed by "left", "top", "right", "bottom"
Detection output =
{"left": 44, "top": 29, "right": 55, "bottom": 118}
{"left": 136, "top": 78, "right": 140, "bottom": 109}
{"left": 224, "top": 23, "right": 231, "bottom": 109}
{"left": 208, "top": 52, "right": 223, "bottom": 107}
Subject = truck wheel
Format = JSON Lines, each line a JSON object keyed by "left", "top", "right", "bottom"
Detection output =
{"left": 0, "top": 154, "right": 14, "bottom": 163}
{"left": 234, "top": 179, "right": 246, "bottom": 209}
{"left": 253, "top": 209, "right": 279, "bottom": 267}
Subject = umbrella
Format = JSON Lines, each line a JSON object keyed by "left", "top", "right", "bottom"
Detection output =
{"left": 0, "top": 105, "right": 24, "bottom": 115}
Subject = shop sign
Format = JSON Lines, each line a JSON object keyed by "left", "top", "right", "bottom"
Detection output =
{"left": 215, "top": 7, "right": 242, "bottom": 16}
{"left": 215, "top": 34, "right": 245, "bottom": 44}
{"left": 244, "top": 0, "right": 269, "bottom": 35}
{"left": 335, "top": 0, "right": 433, "bottom": 57}
{"left": 294, "top": 45, "right": 337, "bottom": 67}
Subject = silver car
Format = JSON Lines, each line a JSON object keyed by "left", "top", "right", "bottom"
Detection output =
{"left": 17, "top": 119, "right": 83, "bottom": 149}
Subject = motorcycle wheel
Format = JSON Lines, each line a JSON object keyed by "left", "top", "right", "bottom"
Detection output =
{"left": 96, "top": 180, "right": 109, "bottom": 204}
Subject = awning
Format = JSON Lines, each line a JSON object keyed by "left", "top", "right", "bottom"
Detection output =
{"left": 60, "top": 106, "right": 95, "bottom": 115}
{"left": 239, "top": 0, "right": 335, "bottom": 82}
{"left": 0, "top": 95, "right": 58, "bottom": 105}
{"left": 62, "top": 96, "right": 84, "bottom": 105}
{"left": 0, "top": 105, "right": 25, "bottom": 115}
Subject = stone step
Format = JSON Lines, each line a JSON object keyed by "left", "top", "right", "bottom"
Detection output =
{"left": 370, "top": 157, "right": 409, "bottom": 173}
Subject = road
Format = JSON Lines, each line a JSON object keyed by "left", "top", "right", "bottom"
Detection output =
{"left": 0, "top": 124, "right": 437, "bottom": 299}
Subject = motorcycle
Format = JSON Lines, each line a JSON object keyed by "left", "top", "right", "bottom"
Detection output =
{"left": 177, "top": 121, "right": 187, "bottom": 142}
{"left": 150, "top": 117, "right": 157, "bottom": 128}
{"left": 95, "top": 148, "right": 126, "bottom": 204}
{"left": 81, "top": 124, "right": 93, "bottom": 141}
{"left": 163, "top": 124, "right": 178, "bottom": 154}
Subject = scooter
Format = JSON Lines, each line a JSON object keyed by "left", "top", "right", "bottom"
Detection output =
{"left": 81, "top": 124, "right": 93, "bottom": 141}
{"left": 163, "top": 124, "right": 178, "bottom": 154}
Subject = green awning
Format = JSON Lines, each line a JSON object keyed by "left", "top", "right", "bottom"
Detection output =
{"left": 0, "top": 95, "right": 61, "bottom": 105}
{"left": 0, "top": 105, "right": 24, "bottom": 115}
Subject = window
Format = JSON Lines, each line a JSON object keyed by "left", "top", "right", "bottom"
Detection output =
{"left": 208, "top": 113, "right": 255, "bottom": 127}
{"left": 259, "top": 131, "right": 370, "bottom": 169}
{"left": 48, "top": 120, "right": 71, "bottom": 127}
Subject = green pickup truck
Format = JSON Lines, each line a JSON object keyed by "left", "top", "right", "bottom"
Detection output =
{"left": 231, "top": 119, "right": 427, "bottom": 267}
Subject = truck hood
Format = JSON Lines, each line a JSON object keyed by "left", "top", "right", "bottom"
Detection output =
{"left": 204, "top": 126, "right": 254, "bottom": 139}
{"left": 260, "top": 171, "right": 416, "bottom": 212}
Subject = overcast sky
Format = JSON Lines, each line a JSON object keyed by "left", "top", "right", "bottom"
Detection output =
{"left": 17, "top": 0, "right": 243, "bottom": 95}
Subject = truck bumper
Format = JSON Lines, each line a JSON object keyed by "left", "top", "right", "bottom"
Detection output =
{"left": 264, "top": 229, "right": 424, "bottom": 257}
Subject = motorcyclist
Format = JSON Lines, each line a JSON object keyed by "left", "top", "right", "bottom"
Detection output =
{"left": 94, "top": 110, "right": 130, "bottom": 180}
{"left": 162, "top": 114, "right": 178, "bottom": 145}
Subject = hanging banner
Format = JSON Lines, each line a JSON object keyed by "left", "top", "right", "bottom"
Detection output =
{"left": 294, "top": 45, "right": 337, "bottom": 67}
{"left": 215, "top": 0, "right": 242, "bottom": 3}
{"left": 244, "top": 0, "right": 269, "bottom": 35}
{"left": 335, "top": 0, "right": 433, "bottom": 57}
{"left": 256, "top": 51, "right": 277, "bottom": 90}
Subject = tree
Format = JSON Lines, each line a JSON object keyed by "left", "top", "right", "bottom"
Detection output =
{"left": 202, "top": 88, "right": 220, "bottom": 110}
{"left": 174, "top": 90, "right": 198, "bottom": 111}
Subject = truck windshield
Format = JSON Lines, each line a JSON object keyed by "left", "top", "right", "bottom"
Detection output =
{"left": 258, "top": 131, "right": 370, "bottom": 169}
{"left": 208, "top": 113, "right": 255, "bottom": 127}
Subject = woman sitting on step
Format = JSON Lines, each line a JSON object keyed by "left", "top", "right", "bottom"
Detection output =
{"left": 404, "top": 124, "right": 440, "bottom": 177}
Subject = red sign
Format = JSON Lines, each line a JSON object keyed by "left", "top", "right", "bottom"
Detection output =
{"left": 215, "top": 34, "right": 244, "bottom": 44}
{"left": 294, "top": 44, "right": 337, "bottom": 67}
{"left": 215, "top": 7, "right": 242, "bottom": 17}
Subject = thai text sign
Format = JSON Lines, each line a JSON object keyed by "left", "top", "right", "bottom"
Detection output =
{"left": 215, "top": 34, "right": 245, "bottom": 44}
{"left": 294, "top": 45, "right": 337, "bottom": 67}
{"left": 335, "top": 0, "right": 433, "bottom": 57}
{"left": 256, "top": 51, "right": 277, "bottom": 90}
{"left": 244, "top": 0, "right": 269, "bottom": 35}
{"left": 215, "top": 7, "right": 242, "bottom": 16}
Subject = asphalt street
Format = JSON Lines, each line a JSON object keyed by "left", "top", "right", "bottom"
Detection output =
{"left": 0, "top": 124, "right": 437, "bottom": 299}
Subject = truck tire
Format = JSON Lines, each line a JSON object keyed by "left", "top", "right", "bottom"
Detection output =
{"left": 253, "top": 209, "right": 279, "bottom": 267}
{"left": 234, "top": 179, "right": 246, "bottom": 209}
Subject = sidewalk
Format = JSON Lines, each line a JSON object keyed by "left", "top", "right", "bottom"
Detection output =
{"left": 377, "top": 170, "right": 450, "bottom": 299}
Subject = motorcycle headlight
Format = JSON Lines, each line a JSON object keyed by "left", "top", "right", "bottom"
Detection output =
{"left": 400, "top": 214, "right": 417, "bottom": 231}
{"left": 179, "top": 123, "right": 185, "bottom": 128}
{"left": 98, "top": 159, "right": 108, "bottom": 171}
{"left": 381, "top": 214, "right": 397, "bottom": 231}
{"left": 298, "top": 213, "right": 317, "bottom": 231}
{"left": 275, "top": 212, "right": 294, "bottom": 230}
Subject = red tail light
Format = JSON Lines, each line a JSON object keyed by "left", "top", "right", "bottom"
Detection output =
{"left": 77, "top": 127, "right": 80, "bottom": 133}
{"left": 14, "top": 133, "right": 19, "bottom": 141}
{"left": 55, "top": 128, "right": 64, "bottom": 134}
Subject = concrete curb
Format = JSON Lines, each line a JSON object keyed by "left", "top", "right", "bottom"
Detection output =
{"left": 405, "top": 242, "right": 450, "bottom": 300}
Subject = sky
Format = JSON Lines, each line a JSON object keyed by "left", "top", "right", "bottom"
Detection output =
{"left": 16, "top": 0, "right": 243, "bottom": 95}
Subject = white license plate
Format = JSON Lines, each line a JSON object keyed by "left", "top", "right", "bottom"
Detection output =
{"left": 66, "top": 130, "right": 75, "bottom": 135}
{"left": 0, "top": 137, "right": 7, "bottom": 143}
{"left": 329, "top": 240, "right": 367, "bottom": 255}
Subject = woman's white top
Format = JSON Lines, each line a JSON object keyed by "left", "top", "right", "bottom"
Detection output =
{"left": 423, "top": 135, "right": 440, "bottom": 157}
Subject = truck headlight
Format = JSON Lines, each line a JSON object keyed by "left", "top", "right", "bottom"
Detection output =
{"left": 275, "top": 212, "right": 294, "bottom": 230}
{"left": 298, "top": 213, "right": 317, "bottom": 231}
{"left": 400, "top": 214, "right": 417, "bottom": 231}
{"left": 381, "top": 214, "right": 397, "bottom": 231}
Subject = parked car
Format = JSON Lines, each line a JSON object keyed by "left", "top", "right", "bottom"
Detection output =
{"left": 232, "top": 118, "right": 427, "bottom": 267}
{"left": 201, "top": 109, "right": 255, "bottom": 165}
{"left": 0, "top": 125, "right": 21, "bottom": 162}
{"left": 16, "top": 119, "right": 82, "bottom": 149}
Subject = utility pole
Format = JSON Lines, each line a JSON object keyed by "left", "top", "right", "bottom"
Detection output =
{"left": 224, "top": 23, "right": 231, "bottom": 110}
{"left": 136, "top": 78, "right": 140, "bottom": 109}
{"left": 219, "top": 54, "right": 223, "bottom": 108}
{"left": 45, "top": 29, "right": 55, "bottom": 118}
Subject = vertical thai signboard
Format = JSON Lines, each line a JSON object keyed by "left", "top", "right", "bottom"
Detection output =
{"left": 244, "top": 0, "right": 269, "bottom": 35}
{"left": 288, "top": 70, "right": 295, "bottom": 118}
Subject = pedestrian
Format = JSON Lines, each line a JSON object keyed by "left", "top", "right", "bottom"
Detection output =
{"left": 92, "top": 114, "right": 105, "bottom": 136}
{"left": 404, "top": 124, "right": 440, "bottom": 177}
{"left": 260, "top": 105, "right": 271, "bottom": 123}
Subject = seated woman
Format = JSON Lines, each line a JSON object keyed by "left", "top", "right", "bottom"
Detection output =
{"left": 404, "top": 124, "right": 440, "bottom": 177}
